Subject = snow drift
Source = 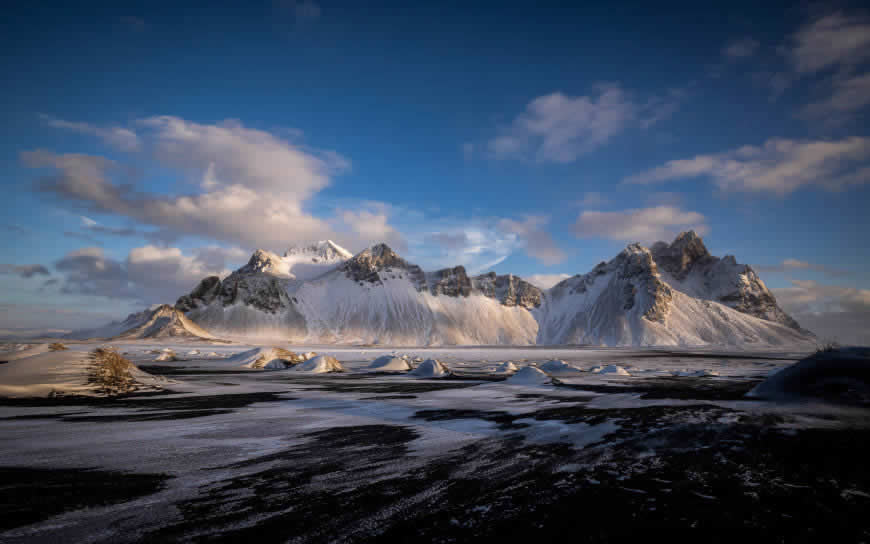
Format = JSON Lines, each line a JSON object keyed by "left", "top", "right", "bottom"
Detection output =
{"left": 506, "top": 366, "right": 553, "bottom": 385}
{"left": 294, "top": 355, "right": 345, "bottom": 373}
{"left": 409, "top": 359, "right": 450, "bottom": 378}
{"left": 368, "top": 355, "right": 412, "bottom": 372}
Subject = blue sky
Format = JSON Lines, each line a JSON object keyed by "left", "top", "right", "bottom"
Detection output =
{"left": 1, "top": 0, "right": 869, "bottom": 342}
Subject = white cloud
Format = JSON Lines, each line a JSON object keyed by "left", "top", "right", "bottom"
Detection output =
{"left": 802, "top": 73, "right": 870, "bottom": 118}
{"left": 574, "top": 206, "right": 708, "bottom": 244}
{"left": 25, "top": 116, "right": 394, "bottom": 252}
{"left": 497, "top": 215, "right": 565, "bottom": 265}
{"left": 623, "top": 137, "right": 870, "bottom": 195}
{"left": 773, "top": 279, "right": 870, "bottom": 345}
{"left": 723, "top": 38, "right": 760, "bottom": 60}
{"left": 0, "top": 264, "right": 50, "bottom": 278}
{"left": 787, "top": 12, "right": 870, "bottom": 75}
{"left": 53, "top": 244, "right": 238, "bottom": 304}
{"left": 525, "top": 273, "right": 572, "bottom": 289}
{"left": 406, "top": 220, "right": 524, "bottom": 274}
{"left": 755, "top": 258, "right": 851, "bottom": 278}
{"left": 337, "top": 206, "right": 407, "bottom": 253}
{"left": 39, "top": 114, "right": 140, "bottom": 151}
{"left": 487, "top": 85, "right": 637, "bottom": 163}
{"left": 777, "top": 12, "right": 870, "bottom": 119}
{"left": 486, "top": 84, "right": 684, "bottom": 163}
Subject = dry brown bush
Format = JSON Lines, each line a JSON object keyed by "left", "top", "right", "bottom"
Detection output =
{"left": 48, "top": 342, "right": 68, "bottom": 351}
{"left": 89, "top": 348, "right": 136, "bottom": 394}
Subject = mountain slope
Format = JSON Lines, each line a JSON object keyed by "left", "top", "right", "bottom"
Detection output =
{"left": 162, "top": 232, "right": 815, "bottom": 347}
{"left": 68, "top": 304, "right": 217, "bottom": 341}
{"left": 536, "top": 235, "right": 812, "bottom": 347}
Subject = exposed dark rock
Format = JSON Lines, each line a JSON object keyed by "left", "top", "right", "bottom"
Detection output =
{"left": 341, "top": 244, "right": 426, "bottom": 289}
{"left": 429, "top": 266, "right": 472, "bottom": 297}
{"left": 473, "top": 273, "right": 543, "bottom": 309}
{"left": 650, "top": 230, "right": 713, "bottom": 280}
{"left": 175, "top": 276, "right": 221, "bottom": 312}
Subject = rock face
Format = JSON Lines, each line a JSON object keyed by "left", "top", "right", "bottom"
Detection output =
{"left": 175, "top": 276, "right": 221, "bottom": 313}
{"left": 473, "top": 273, "right": 543, "bottom": 309}
{"left": 536, "top": 233, "right": 811, "bottom": 347}
{"left": 428, "top": 266, "right": 472, "bottom": 297}
{"left": 341, "top": 243, "right": 427, "bottom": 288}
{"left": 649, "top": 231, "right": 803, "bottom": 330}
{"left": 161, "top": 233, "right": 813, "bottom": 347}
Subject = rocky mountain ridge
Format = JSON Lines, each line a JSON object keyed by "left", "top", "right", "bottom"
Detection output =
{"left": 78, "top": 233, "right": 814, "bottom": 347}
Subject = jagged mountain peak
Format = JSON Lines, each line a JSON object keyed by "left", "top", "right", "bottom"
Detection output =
{"left": 165, "top": 234, "right": 812, "bottom": 347}
{"left": 241, "top": 249, "right": 286, "bottom": 275}
{"left": 284, "top": 239, "right": 352, "bottom": 260}
{"left": 342, "top": 243, "right": 422, "bottom": 285}
{"left": 650, "top": 231, "right": 713, "bottom": 280}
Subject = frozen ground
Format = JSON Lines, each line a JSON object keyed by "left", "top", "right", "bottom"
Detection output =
{"left": 1, "top": 341, "right": 869, "bottom": 542}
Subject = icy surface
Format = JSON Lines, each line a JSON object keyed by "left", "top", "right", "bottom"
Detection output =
{"left": 0, "top": 341, "right": 868, "bottom": 541}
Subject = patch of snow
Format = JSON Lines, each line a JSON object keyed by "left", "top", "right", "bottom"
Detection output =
{"left": 294, "top": 355, "right": 345, "bottom": 373}
{"left": 368, "top": 355, "right": 412, "bottom": 372}
{"left": 506, "top": 366, "right": 553, "bottom": 385}
{"left": 409, "top": 359, "right": 450, "bottom": 378}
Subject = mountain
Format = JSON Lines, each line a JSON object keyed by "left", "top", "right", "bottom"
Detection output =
{"left": 535, "top": 238, "right": 812, "bottom": 346}
{"left": 85, "top": 233, "right": 814, "bottom": 348}
{"left": 68, "top": 304, "right": 217, "bottom": 341}
{"left": 177, "top": 242, "right": 541, "bottom": 344}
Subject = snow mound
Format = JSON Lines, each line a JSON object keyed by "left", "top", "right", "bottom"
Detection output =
{"left": 506, "top": 366, "right": 553, "bottom": 385}
{"left": 154, "top": 350, "right": 177, "bottom": 362}
{"left": 187, "top": 349, "right": 200, "bottom": 355}
{"left": 591, "top": 365, "right": 631, "bottom": 376}
{"left": 747, "top": 348, "right": 870, "bottom": 404}
{"left": 368, "top": 355, "right": 412, "bottom": 372}
{"left": 294, "top": 355, "right": 345, "bottom": 373}
{"left": 410, "top": 359, "right": 450, "bottom": 378}
{"left": 539, "top": 360, "right": 581, "bottom": 373}
{"left": 494, "top": 361, "right": 518, "bottom": 374}
{"left": 226, "top": 347, "right": 304, "bottom": 370}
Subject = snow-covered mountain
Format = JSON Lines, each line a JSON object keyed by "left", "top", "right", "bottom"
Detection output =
{"left": 81, "top": 233, "right": 814, "bottom": 348}
{"left": 68, "top": 304, "right": 216, "bottom": 341}
{"left": 535, "top": 236, "right": 812, "bottom": 346}
{"left": 177, "top": 242, "right": 541, "bottom": 344}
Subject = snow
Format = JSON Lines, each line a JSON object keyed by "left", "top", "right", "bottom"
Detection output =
{"left": 294, "top": 354, "right": 345, "bottom": 373}
{"left": 591, "top": 364, "right": 631, "bottom": 376}
{"left": 0, "top": 345, "right": 165, "bottom": 397}
{"left": 225, "top": 347, "right": 301, "bottom": 370}
{"left": 368, "top": 355, "right": 412, "bottom": 372}
{"left": 154, "top": 350, "right": 177, "bottom": 362}
{"left": 505, "top": 366, "right": 553, "bottom": 385}
{"left": 539, "top": 359, "right": 583, "bottom": 374}
{"left": 135, "top": 236, "right": 817, "bottom": 349}
{"left": 493, "top": 361, "right": 518, "bottom": 374}
{"left": 409, "top": 358, "right": 450, "bottom": 378}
